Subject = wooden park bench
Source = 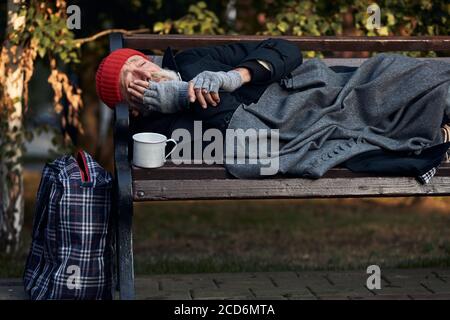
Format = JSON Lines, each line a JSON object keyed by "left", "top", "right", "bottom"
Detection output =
{"left": 109, "top": 34, "right": 450, "bottom": 299}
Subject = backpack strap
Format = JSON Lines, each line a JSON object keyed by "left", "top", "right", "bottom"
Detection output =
{"left": 76, "top": 150, "right": 94, "bottom": 187}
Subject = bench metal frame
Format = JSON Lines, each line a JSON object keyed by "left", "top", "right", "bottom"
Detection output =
{"left": 110, "top": 33, "right": 450, "bottom": 299}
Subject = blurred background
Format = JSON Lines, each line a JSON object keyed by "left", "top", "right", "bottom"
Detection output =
{"left": 0, "top": 0, "right": 449, "bottom": 277}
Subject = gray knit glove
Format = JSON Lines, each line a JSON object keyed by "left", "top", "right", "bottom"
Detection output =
{"left": 141, "top": 80, "right": 189, "bottom": 114}
{"left": 191, "top": 70, "right": 243, "bottom": 93}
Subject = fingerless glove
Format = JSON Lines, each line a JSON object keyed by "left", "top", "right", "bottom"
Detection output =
{"left": 140, "top": 80, "right": 190, "bottom": 114}
{"left": 191, "top": 70, "right": 243, "bottom": 93}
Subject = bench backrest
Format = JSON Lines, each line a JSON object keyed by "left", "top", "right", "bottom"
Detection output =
{"left": 111, "top": 34, "right": 450, "bottom": 70}
{"left": 118, "top": 34, "right": 450, "bottom": 52}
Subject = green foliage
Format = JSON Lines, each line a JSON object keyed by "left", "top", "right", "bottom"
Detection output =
{"left": 260, "top": 0, "right": 450, "bottom": 57}
{"left": 1, "top": 1, "right": 81, "bottom": 177}
{"left": 10, "top": 2, "right": 80, "bottom": 64}
{"left": 261, "top": 1, "right": 344, "bottom": 57}
{"left": 263, "top": 0, "right": 450, "bottom": 37}
{"left": 263, "top": 1, "right": 342, "bottom": 37}
{"left": 153, "top": 1, "right": 224, "bottom": 35}
{"left": 148, "top": 0, "right": 449, "bottom": 57}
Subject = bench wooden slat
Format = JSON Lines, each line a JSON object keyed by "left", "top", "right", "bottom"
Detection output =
{"left": 132, "top": 163, "right": 450, "bottom": 181}
{"left": 124, "top": 35, "right": 450, "bottom": 52}
{"left": 314, "top": 57, "right": 450, "bottom": 67}
{"left": 150, "top": 56, "right": 450, "bottom": 68}
{"left": 132, "top": 176, "right": 450, "bottom": 201}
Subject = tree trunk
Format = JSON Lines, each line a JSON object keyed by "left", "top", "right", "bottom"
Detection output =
{"left": 0, "top": 0, "right": 25, "bottom": 253}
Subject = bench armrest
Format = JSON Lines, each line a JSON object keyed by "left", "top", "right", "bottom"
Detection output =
{"left": 113, "top": 102, "right": 135, "bottom": 299}
{"left": 113, "top": 103, "right": 133, "bottom": 213}
{"left": 114, "top": 103, "right": 131, "bottom": 161}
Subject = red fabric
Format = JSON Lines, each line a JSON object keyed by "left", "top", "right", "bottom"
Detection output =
{"left": 76, "top": 150, "right": 90, "bottom": 182}
{"left": 95, "top": 48, "right": 148, "bottom": 108}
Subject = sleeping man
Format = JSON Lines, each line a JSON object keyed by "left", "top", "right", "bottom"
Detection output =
{"left": 96, "top": 39, "right": 450, "bottom": 182}
{"left": 96, "top": 38, "right": 302, "bottom": 136}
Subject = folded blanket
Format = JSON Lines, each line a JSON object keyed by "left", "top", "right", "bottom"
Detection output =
{"left": 225, "top": 53, "right": 450, "bottom": 178}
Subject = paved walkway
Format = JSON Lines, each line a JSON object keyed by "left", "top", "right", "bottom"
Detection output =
{"left": 2, "top": 269, "right": 450, "bottom": 300}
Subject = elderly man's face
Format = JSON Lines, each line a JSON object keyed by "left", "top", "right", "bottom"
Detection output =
{"left": 119, "top": 55, "right": 180, "bottom": 113}
{"left": 119, "top": 55, "right": 160, "bottom": 102}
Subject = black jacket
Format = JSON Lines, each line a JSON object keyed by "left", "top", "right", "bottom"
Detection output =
{"left": 132, "top": 38, "right": 302, "bottom": 135}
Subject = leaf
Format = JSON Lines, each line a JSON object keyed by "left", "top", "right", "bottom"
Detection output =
{"left": 378, "top": 26, "right": 389, "bottom": 36}
{"left": 386, "top": 12, "right": 396, "bottom": 26}
{"left": 153, "top": 21, "right": 165, "bottom": 33}
{"left": 277, "top": 21, "right": 289, "bottom": 33}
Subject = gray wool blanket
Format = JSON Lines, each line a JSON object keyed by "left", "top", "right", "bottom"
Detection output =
{"left": 225, "top": 53, "right": 450, "bottom": 178}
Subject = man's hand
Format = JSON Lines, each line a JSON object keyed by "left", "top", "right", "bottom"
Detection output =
{"left": 128, "top": 79, "right": 189, "bottom": 114}
{"left": 189, "top": 68, "right": 251, "bottom": 109}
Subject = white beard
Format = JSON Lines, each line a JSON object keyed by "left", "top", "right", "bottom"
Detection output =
{"left": 151, "top": 68, "right": 180, "bottom": 82}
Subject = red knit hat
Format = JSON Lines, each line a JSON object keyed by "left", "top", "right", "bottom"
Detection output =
{"left": 96, "top": 48, "right": 149, "bottom": 108}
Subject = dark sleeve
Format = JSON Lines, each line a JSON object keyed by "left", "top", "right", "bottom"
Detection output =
{"left": 236, "top": 38, "right": 303, "bottom": 83}
{"left": 175, "top": 38, "right": 303, "bottom": 84}
{"left": 237, "top": 60, "right": 271, "bottom": 83}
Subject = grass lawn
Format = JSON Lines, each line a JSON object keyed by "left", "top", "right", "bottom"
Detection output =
{"left": 1, "top": 170, "right": 449, "bottom": 277}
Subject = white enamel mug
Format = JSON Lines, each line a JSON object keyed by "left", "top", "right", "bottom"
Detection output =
{"left": 132, "top": 132, "right": 177, "bottom": 168}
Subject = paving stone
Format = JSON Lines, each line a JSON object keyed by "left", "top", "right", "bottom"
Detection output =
{"left": 138, "top": 291, "right": 192, "bottom": 300}
{"left": 249, "top": 296, "right": 288, "bottom": 300}
{"left": 2, "top": 269, "right": 449, "bottom": 300}
{"left": 156, "top": 275, "right": 218, "bottom": 292}
{"left": 348, "top": 295, "right": 376, "bottom": 300}
{"left": 0, "top": 283, "right": 28, "bottom": 300}
{"left": 319, "top": 295, "right": 351, "bottom": 300}
{"left": 261, "top": 271, "right": 323, "bottom": 293}
{"left": 409, "top": 293, "right": 450, "bottom": 300}
{"left": 382, "top": 270, "right": 450, "bottom": 294}
{"left": 247, "top": 288, "right": 314, "bottom": 300}
{"left": 284, "top": 295, "right": 318, "bottom": 300}
{"left": 432, "top": 269, "right": 450, "bottom": 279}
{"left": 376, "top": 270, "right": 448, "bottom": 296}
{"left": 134, "top": 277, "right": 160, "bottom": 295}
{"left": 320, "top": 271, "right": 375, "bottom": 297}
{"left": 212, "top": 273, "right": 274, "bottom": 290}
{"left": 189, "top": 288, "right": 254, "bottom": 300}
{"left": 358, "top": 294, "right": 413, "bottom": 300}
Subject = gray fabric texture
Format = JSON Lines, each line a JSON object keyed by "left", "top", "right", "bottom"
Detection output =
{"left": 225, "top": 53, "right": 450, "bottom": 179}
{"left": 191, "top": 70, "right": 243, "bottom": 93}
{"left": 142, "top": 80, "right": 189, "bottom": 114}
{"left": 447, "top": 83, "right": 450, "bottom": 110}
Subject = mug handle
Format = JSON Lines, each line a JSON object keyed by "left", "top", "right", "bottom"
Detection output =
{"left": 165, "top": 139, "right": 178, "bottom": 159}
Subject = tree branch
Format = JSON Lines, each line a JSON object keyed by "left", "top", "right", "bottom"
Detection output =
{"left": 72, "top": 28, "right": 151, "bottom": 46}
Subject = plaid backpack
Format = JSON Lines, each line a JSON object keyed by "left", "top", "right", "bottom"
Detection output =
{"left": 23, "top": 151, "right": 114, "bottom": 300}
